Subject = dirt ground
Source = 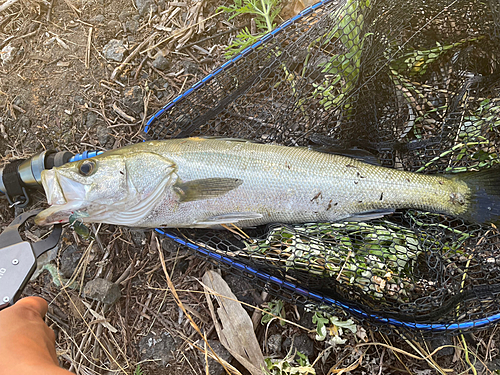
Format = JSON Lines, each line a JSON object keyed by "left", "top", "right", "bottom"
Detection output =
{"left": 0, "top": 0, "right": 499, "bottom": 374}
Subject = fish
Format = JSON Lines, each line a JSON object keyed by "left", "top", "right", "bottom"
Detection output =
{"left": 34, "top": 137, "right": 500, "bottom": 228}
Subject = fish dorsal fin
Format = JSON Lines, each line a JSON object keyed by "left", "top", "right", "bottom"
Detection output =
{"left": 174, "top": 178, "right": 243, "bottom": 202}
{"left": 308, "top": 134, "right": 380, "bottom": 165}
{"left": 308, "top": 145, "right": 381, "bottom": 166}
{"left": 191, "top": 136, "right": 261, "bottom": 144}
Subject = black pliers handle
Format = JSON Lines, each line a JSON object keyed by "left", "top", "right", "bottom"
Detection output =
{"left": 0, "top": 210, "right": 62, "bottom": 310}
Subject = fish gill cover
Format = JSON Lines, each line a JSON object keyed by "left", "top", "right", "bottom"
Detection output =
{"left": 145, "top": 0, "right": 500, "bottom": 334}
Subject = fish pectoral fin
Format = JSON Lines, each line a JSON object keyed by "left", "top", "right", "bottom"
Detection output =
{"left": 194, "top": 212, "right": 263, "bottom": 225}
{"left": 174, "top": 178, "right": 243, "bottom": 202}
{"left": 344, "top": 209, "right": 395, "bottom": 222}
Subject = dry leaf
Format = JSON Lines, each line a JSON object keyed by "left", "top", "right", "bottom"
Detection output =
{"left": 202, "top": 270, "right": 266, "bottom": 375}
{"left": 280, "top": 0, "right": 317, "bottom": 20}
{"left": 81, "top": 301, "right": 118, "bottom": 333}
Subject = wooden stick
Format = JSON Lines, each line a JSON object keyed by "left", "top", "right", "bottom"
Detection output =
{"left": 0, "top": 0, "right": 20, "bottom": 13}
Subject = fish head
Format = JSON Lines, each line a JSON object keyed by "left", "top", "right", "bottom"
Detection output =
{"left": 35, "top": 149, "right": 176, "bottom": 226}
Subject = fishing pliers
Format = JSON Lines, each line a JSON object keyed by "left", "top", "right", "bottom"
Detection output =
{"left": 0, "top": 210, "right": 62, "bottom": 310}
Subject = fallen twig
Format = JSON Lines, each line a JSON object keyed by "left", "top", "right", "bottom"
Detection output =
{"left": 113, "top": 102, "right": 136, "bottom": 122}
{"left": 134, "top": 56, "right": 148, "bottom": 80}
{"left": 0, "top": 123, "right": 7, "bottom": 140}
{"left": 46, "top": 0, "right": 55, "bottom": 22}
{"left": 110, "top": 32, "right": 158, "bottom": 80}
{"left": 0, "top": 0, "right": 20, "bottom": 13}
{"left": 12, "top": 103, "right": 25, "bottom": 113}
{"left": 86, "top": 27, "right": 92, "bottom": 69}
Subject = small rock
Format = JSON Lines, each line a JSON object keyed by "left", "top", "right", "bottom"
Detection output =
{"left": 59, "top": 245, "right": 82, "bottom": 278}
{"left": 130, "top": 229, "right": 147, "bottom": 247}
{"left": 267, "top": 334, "right": 282, "bottom": 354}
{"left": 199, "top": 340, "right": 232, "bottom": 375}
{"left": 96, "top": 125, "right": 109, "bottom": 146}
{"left": 1, "top": 44, "right": 15, "bottom": 65}
{"left": 107, "top": 20, "right": 122, "bottom": 32}
{"left": 90, "top": 14, "right": 105, "bottom": 23}
{"left": 161, "top": 238, "right": 177, "bottom": 254}
{"left": 430, "top": 335, "right": 454, "bottom": 358}
{"left": 283, "top": 334, "right": 314, "bottom": 358}
{"left": 298, "top": 310, "right": 316, "bottom": 330}
{"left": 123, "top": 86, "right": 144, "bottom": 113}
{"left": 152, "top": 54, "right": 170, "bottom": 71}
{"left": 181, "top": 60, "right": 199, "bottom": 75}
{"left": 134, "top": 0, "right": 158, "bottom": 16}
{"left": 224, "top": 274, "right": 263, "bottom": 307}
{"left": 86, "top": 112, "right": 98, "bottom": 128}
{"left": 125, "top": 20, "right": 139, "bottom": 33}
{"left": 139, "top": 332, "right": 180, "bottom": 365}
{"left": 103, "top": 39, "right": 126, "bottom": 62}
{"left": 84, "top": 278, "right": 121, "bottom": 305}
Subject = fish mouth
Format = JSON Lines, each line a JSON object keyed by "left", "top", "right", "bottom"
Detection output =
{"left": 35, "top": 169, "right": 89, "bottom": 225}
{"left": 35, "top": 202, "right": 85, "bottom": 225}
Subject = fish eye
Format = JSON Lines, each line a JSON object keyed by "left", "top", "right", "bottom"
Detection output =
{"left": 78, "top": 160, "right": 97, "bottom": 176}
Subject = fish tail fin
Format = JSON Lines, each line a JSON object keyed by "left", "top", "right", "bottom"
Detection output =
{"left": 456, "top": 167, "right": 500, "bottom": 224}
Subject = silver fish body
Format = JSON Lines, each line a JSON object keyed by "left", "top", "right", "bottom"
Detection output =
{"left": 35, "top": 138, "right": 488, "bottom": 228}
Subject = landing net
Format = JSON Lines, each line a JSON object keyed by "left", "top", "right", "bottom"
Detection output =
{"left": 145, "top": 0, "right": 500, "bottom": 333}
